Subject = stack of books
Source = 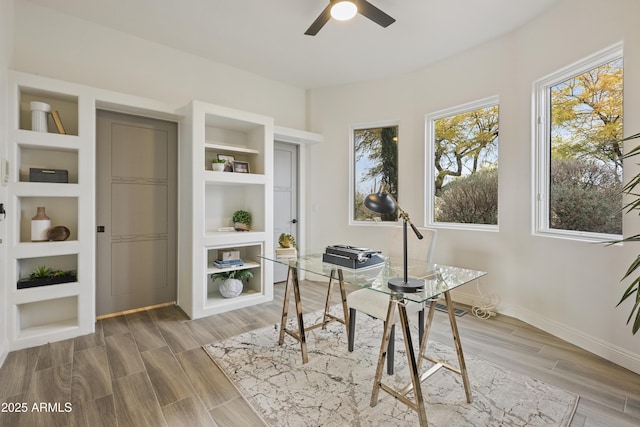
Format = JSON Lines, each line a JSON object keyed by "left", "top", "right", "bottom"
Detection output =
{"left": 213, "top": 258, "right": 244, "bottom": 268}
{"left": 275, "top": 247, "right": 297, "bottom": 258}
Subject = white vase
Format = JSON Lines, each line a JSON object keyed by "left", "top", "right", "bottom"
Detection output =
{"left": 31, "top": 206, "right": 51, "bottom": 242}
{"left": 212, "top": 163, "right": 225, "bottom": 172}
{"left": 219, "top": 278, "right": 243, "bottom": 298}
{"left": 30, "top": 101, "right": 51, "bottom": 132}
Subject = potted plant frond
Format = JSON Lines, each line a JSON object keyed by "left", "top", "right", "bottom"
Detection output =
{"left": 17, "top": 265, "right": 77, "bottom": 289}
{"left": 210, "top": 268, "right": 254, "bottom": 298}
{"left": 610, "top": 131, "right": 640, "bottom": 334}
{"left": 211, "top": 158, "right": 226, "bottom": 172}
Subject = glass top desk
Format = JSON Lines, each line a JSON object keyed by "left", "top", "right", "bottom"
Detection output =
{"left": 260, "top": 252, "right": 486, "bottom": 426}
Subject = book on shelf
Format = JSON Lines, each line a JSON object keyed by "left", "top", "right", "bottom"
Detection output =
{"left": 213, "top": 259, "right": 244, "bottom": 268}
{"left": 276, "top": 247, "right": 297, "bottom": 258}
{"left": 50, "top": 111, "right": 66, "bottom": 134}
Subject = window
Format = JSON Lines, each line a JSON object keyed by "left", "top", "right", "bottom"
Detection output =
{"left": 425, "top": 97, "right": 499, "bottom": 228}
{"left": 534, "top": 44, "right": 623, "bottom": 240}
{"left": 351, "top": 123, "right": 399, "bottom": 223}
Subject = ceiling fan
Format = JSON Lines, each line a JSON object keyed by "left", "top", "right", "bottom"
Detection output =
{"left": 305, "top": 0, "right": 396, "bottom": 36}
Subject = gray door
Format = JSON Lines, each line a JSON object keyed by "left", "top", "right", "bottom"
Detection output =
{"left": 273, "top": 142, "right": 298, "bottom": 283}
{"left": 96, "top": 110, "right": 178, "bottom": 316}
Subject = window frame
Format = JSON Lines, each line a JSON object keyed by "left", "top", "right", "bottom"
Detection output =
{"left": 424, "top": 96, "right": 500, "bottom": 232}
{"left": 349, "top": 120, "right": 400, "bottom": 226}
{"left": 532, "top": 42, "right": 623, "bottom": 242}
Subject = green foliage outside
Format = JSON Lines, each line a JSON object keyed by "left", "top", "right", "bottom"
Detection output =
{"left": 433, "top": 104, "right": 499, "bottom": 225}
{"left": 436, "top": 168, "right": 497, "bottom": 224}
{"left": 550, "top": 58, "right": 623, "bottom": 234}
{"left": 550, "top": 159, "right": 622, "bottom": 234}
{"left": 353, "top": 126, "right": 398, "bottom": 221}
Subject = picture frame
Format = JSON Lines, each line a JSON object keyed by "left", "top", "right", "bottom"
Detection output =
{"left": 217, "top": 154, "right": 235, "bottom": 172}
{"left": 233, "top": 161, "right": 250, "bottom": 173}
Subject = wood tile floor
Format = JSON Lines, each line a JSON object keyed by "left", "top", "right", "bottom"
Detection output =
{"left": 1, "top": 280, "right": 639, "bottom": 426}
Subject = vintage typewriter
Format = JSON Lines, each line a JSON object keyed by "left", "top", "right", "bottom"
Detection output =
{"left": 322, "top": 245, "right": 385, "bottom": 269}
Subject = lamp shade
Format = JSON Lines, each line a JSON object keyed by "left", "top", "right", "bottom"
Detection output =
{"left": 364, "top": 192, "right": 396, "bottom": 215}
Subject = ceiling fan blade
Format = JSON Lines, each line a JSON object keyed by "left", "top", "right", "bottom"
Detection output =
{"left": 305, "top": 4, "right": 332, "bottom": 36}
{"left": 356, "top": 0, "right": 396, "bottom": 28}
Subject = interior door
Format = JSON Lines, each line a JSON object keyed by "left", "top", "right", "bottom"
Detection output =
{"left": 96, "top": 110, "right": 178, "bottom": 316}
{"left": 273, "top": 142, "right": 298, "bottom": 283}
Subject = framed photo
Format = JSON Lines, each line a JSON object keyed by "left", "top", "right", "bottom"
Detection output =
{"left": 217, "top": 154, "right": 235, "bottom": 172}
{"left": 233, "top": 161, "right": 250, "bottom": 173}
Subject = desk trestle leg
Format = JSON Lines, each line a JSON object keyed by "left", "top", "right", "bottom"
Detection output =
{"left": 370, "top": 296, "right": 429, "bottom": 427}
{"left": 279, "top": 266, "right": 350, "bottom": 365}
{"left": 279, "top": 266, "right": 308, "bottom": 364}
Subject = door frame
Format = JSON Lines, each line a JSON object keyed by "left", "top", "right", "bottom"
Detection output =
{"left": 94, "top": 104, "right": 181, "bottom": 316}
{"left": 274, "top": 126, "right": 323, "bottom": 256}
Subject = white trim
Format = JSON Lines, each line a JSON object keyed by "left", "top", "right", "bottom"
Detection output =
{"left": 424, "top": 95, "right": 500, "bottom": 230}
{"left": 349, "top": 120, "right": 400, "bottom": 226}
{"left": 452, "top": 289, "right": 640, "bottom": 375}
{"left": 274, "top": 126, "right": 323, "bottom": 273}
{"left": 532, "top": 42, "right": 624, "bottom": 242}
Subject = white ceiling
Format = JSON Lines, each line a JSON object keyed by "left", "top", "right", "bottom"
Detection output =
{"left": 26, "top": 0, "right": 560, "bottom": 89}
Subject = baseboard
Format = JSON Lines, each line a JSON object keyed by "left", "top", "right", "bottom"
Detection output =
{"left": 0, "top": 344, "right": 8, "bottom": 369}
{"left": 452, "top": 290, "right": 640, "bottom": 376}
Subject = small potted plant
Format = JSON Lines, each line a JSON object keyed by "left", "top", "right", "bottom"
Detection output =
{"left": 210, "top": 268, "right": 254, "bottom": 298}
{"left": 278, "top": 233, "right": 296, "bottom": 248}
{"left": 17, "top": 265, "right": 78, "bottom": 289}
{"left": 211, "top": 158, "right": 226, "bottom": 172}
{"left": 276, "top": 233, "right": 297, "bottom": 258}
{"left": 232, "top": 209, "right": 251, "bottom": 231}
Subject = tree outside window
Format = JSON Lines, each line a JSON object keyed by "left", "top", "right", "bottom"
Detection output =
{"left": 427, "top": 98, "right": 499, "bottom": 226}
{"left": 534, "top": 44, "right": 623, "bottom": 240}
{"left": 353, "top": 124, "right": 398, "bottom": 222}
{"left": 549, "top": 58, "right": 623, "bottom": 235}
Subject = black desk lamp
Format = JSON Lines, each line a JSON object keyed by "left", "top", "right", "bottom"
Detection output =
{"left": 364, "top": 184, "right": 424, "bottom": 293}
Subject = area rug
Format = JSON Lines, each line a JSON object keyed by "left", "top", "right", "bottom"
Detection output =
{"left": 203, "top": 308, "right": 578, "bottom": 426}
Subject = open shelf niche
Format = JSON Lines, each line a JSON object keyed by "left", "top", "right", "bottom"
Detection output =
{"left": 178, "top": 100, "right": 274, "bottom": 319}
{"left": 6, "top": 71, "right": 96, "bottom": 350}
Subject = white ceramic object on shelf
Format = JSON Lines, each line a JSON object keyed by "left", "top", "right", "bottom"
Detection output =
{"left": 30, "top": 101, "right": 51, "bottom": 132}
{"left": 218, "top": 278, "right": 243, "bottom": 298}
{"left": 31, "top": 206, "right": 51, "bottom": 242}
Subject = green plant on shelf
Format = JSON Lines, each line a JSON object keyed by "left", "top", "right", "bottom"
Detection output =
{"left": 232, "top": 209, "right": 251, "bottom": 231}
{"left": 278, "top": 233, "right": 296, "bottom": 248}
{"left": 210, "top": 268, "right": 254, "bottom": 282}
{"left": 29, "top": 266, "right": 76, "bottom": 279}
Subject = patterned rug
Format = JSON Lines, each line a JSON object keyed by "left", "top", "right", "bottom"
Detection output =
{"left": 203, "top": 309, "right": 578, "bottom": 426}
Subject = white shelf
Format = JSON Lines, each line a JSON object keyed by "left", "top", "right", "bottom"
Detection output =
{"left": 203, "top": 231, "right": 266, "bottom": 247}
{"left": 12, "top": 281, "right": 80, "bottom": 304}
{"left": 14, "top": 129, "right": 81, "bottom": 149}
{"left": 6, "top": 71, "right": 95, "bottom": 351}
{"left": 17, "top": 320, "right": 79, "bottom": 342}
{"left": 12, "top": 241, "right": 80, "bottom": 258}
{"left": 204, "top": 292, "right": 269, "bottom": 311}
{"left": 205, "top": 141, "right": 260, "bottom": 155}
{"left": 178, "top": 100, "right": 274, "bottom": 319}
{"left": 206, "top": 261, "right": 260, "bottom": 275}
{"left": 12, "top": 182, "right": 81, "bottom": 197}
{"left": 204, "top": 171, "right": 265, "bottom": 185}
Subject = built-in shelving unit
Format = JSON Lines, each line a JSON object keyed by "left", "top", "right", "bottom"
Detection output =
{"left": 5, "top": 72, "right": 95, "bottom": 350}
{"left": 178, "top": 101, "right": 274, "bottom": 318}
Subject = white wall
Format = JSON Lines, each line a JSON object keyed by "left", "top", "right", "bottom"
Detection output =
{"left": 0, "top": 0, "right": 14, "bottom": 366}
{"left": 306, "top": 0, "right": 640, "bottom": 373}
{"left": 12, "top": 1, "right": 306, "bottom": 129}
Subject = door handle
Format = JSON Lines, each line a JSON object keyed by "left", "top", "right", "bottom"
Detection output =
{"left": 291, "top": 219, "right": 297, "bottom": 224}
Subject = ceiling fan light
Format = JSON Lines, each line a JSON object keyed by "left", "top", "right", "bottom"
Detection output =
{"left": 331, "top": 1, "right": 358, "bottom": 21}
